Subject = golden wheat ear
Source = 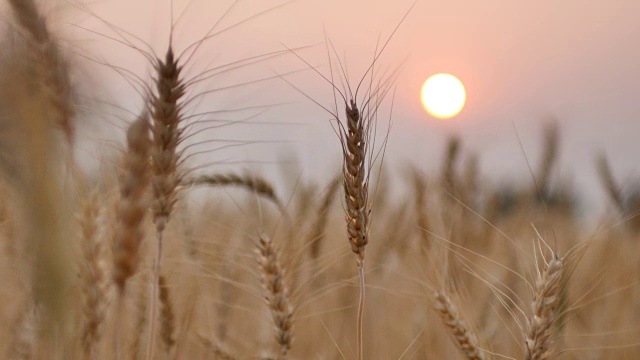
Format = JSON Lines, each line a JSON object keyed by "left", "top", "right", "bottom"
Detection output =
{"left": 79, "top": 190, "right": 109, "bottom": 360}
{"left": 183, "top": 172, "right": 285, "bottom": 213}
{"left": 112, "top": 113, "right": 151, "bottom": 294}
{"left": 147, "top": 44, "right": 187, "bottom": 360}
{"left": 256, "top": 233, "right": 295, "bottom": 359}
{"left": 524, "top": 254, "right": 564, "bottom": 360}
{"left": 434, "top": 290, "right": 486, "bottom": 360}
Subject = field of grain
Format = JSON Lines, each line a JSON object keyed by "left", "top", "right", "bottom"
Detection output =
{"left": 0, "top": 1, "right": 639, "bottom": 359}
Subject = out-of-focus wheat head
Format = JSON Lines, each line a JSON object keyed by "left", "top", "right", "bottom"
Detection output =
{"left": 0, "top": 12, "right": 73, "bottom": 350}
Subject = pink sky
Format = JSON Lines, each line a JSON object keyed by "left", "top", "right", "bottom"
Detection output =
{"left": 70, "top": 0, "right": 640, "bottom": 210}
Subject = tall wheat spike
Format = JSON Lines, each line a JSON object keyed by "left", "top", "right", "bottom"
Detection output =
{"left": 112, "top": 114, "right": 151, "bottom": 293}
{"left": 524, "top": 254, "right": 564, "bottom": 360}
{"left": 340, "top": 98, "right": 373, "bottom": 360}
{"left": 148, "top": 44, "right": 186, "bottom": 360}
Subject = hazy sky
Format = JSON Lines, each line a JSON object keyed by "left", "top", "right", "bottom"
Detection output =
{"left": 69, "top": 0, "right": 640, "bottom": 211}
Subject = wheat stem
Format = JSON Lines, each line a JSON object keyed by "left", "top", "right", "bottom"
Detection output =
{"left": 356, "top": 260, "right": 365, "bottom": 360}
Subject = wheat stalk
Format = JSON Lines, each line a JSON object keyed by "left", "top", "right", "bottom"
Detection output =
{"left": 158, "top": 274, "right": 176, "bottom": 355}
{"left": 596, "top": 152, "right": 625, "bottom": 213}
{"left": 441, "top": 135, "right": 461, "bottom": 198}
{"left": 411, "top": 169, "right": 431, "bottom": 255}
{"left": 308, "top": 176, "right": 340, "bottom": 261}
{"left": 534, "top": 123, "right": 559, "bottom": 198}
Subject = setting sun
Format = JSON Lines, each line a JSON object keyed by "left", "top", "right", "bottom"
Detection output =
{"left": 421, "top": 73, "right": 466, "bottom": 119}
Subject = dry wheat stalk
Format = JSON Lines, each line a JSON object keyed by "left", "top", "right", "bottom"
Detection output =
{"left": 441, "top": 136, "right": 461, "bottom": 198}
{"left": 434, "top": 290, "right": 485, "bottom": 360}
{"left": 184, "top": 173, "right": 285, "bottom": 213}
{"left": 158, "top": 274, "right": 176, "bottom": 355}
{"left": 308, "top": 176, "right": 340, "bottom": 261}
{"left": 257, "top": 233, "right": 294, "bottom": 359}
{"left": 129, "top": 278, "right": 149, "bottom": 360}
{"left": 411, "top": 169, "right": 431, "bottom": 255}
{"left": 79, "top": 191, "right": 109, "bottom": 360}
{"left": 596, "top": 153, "right": 625, "bottom": 213}
{"left": 524, "top": 254, "right": 564, "bottom": 360}
{"left": 534, "top": 124, "right": 559, "bottom": 198}
{"left": 112, "top": 114, "right": 151, "bottom": 293}
{"left": 7, "top": 0, "right": 75, "bottom": 143}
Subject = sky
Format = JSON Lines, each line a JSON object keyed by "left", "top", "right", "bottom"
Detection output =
{"left": 67, "top": 0, "right": 640, "bottom": 213}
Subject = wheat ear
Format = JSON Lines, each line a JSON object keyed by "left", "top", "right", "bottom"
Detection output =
{"left": 148, "top": 44, "right": 186, "bottom": 360}
{"left": 79, "top": 191, "right": 108, "bottom": 360}
{"left": 342, "top": 100, "right": 370, "bottom": 262}
{"left": 257, "top": 234, "right": 294, "bottom": 359}
{"left": 7, "top": 0, "right": 75, "bottom": 143}
{"left": 184, "top": 173, "right": 285, "bottom": 213}
{"left": 524, "top": 254, "right": 564, "bottom": 360}
{"left": 112, "top": 114, "right": 151, "bottom": 293}
{"left": 434, "top": 290, "right": 485, "bottom": 360}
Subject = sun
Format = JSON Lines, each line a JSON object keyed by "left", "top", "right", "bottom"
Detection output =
{"left": 421, "top": 73, "right": 466, "bottom": 119}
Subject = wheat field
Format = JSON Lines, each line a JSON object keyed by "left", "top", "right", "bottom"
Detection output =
{"left": 0, "top": 1, "right": 639, "bottom": 360}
